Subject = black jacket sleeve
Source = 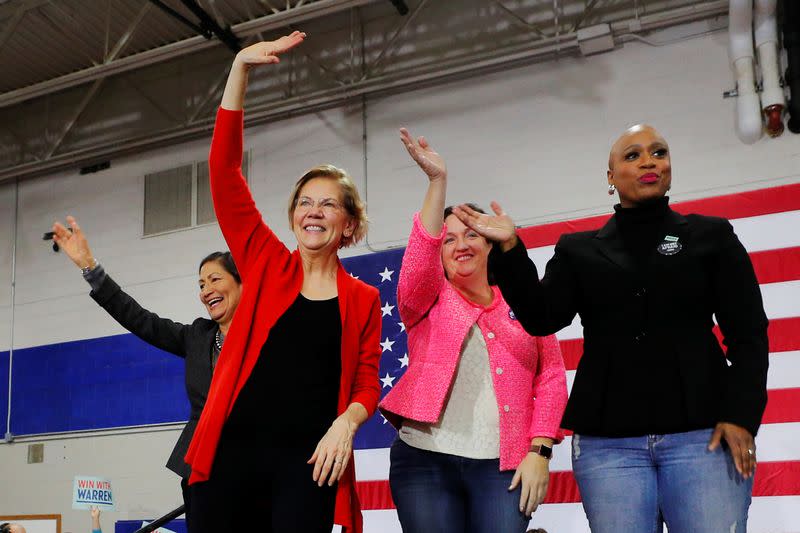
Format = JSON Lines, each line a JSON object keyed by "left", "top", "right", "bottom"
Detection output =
{"left": 491, "top": 235, "right": 580, "bottom": 336}
{"left": 711, "top": 221, "right": 769, "bottom": 436}
{"left": 90, "top": 273, "right": 191, "bottom": 358}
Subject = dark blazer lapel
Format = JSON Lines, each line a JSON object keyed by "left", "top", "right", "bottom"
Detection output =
{"left": 203, "top": 325, "right": 217, "bottom": 382}
{"left": 594, "top": 216, "right": 637, "bottom": 272}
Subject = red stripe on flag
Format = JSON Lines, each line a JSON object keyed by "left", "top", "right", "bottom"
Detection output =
{"left": 356, "top": 479, "right": 395, "bottom": 510}
{"left": 750, "top": 247, "right": 800, "bottom": 285}
{"left": 543, "top": 471, "right": 581, "bottom": 503}
{"left": 673, "top": 183, "right": 800, "bottom": 221}
{"left": 767, "top": 317, "right": 800, "bottom": 353}
{"left": 356, "top": 480, "right": 392, "bottom": 511}
{"left": 762, "top": 388, "right": 800, "bottom": 424}
{"left": 356, "top": 460, "right": 800, "bottom": 509}
{"left": 518, "top": 183, "right": 800, "bottom": 248}
{"left": 754, "top": 460, "right": 800, "bottom": 497}
{"left": 559, "top": 339, "right": 583, "bottom": 371}
{"left": 519, "top": 215, "right": 609, "bottom": 249}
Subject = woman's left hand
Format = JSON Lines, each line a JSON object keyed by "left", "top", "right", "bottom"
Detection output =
{"left": 708, "top": 422, "right": 757, "bottom": 479}
{"left": 308, "top": 414, "right": 357, "bottom": 486}
{"left": 452, "top": 201, "right": 518, "bottom": 251}
{"left": 509, "top": 453, "right": 550, "bottom": 517}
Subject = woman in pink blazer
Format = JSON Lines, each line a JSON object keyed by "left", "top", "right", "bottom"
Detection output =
{"left": 379, "top": 129, "right": 568, "bottom": 533}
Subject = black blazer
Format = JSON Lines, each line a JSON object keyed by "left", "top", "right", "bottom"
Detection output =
{"left": 492, "top": 209, "right": 769, "bottom": 437}
{"left": 91, "top": 274, "right": 216, "bottom": 478}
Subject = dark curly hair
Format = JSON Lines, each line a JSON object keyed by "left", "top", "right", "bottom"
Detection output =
{"left": 198, "top": 251, "right": 241, "bottom": 284}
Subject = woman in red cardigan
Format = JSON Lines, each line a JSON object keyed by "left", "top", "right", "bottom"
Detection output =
{"left": 185, "top": 31, "right": 382, "bottom": 533}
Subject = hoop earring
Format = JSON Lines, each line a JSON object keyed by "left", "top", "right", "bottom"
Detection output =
{"left": 607, "top": 184, "right": 616, "bottom": 195}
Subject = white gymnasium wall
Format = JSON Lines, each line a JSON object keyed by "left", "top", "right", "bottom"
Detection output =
{"left": 1, "top": 29, "right": 799, "bottom": 532}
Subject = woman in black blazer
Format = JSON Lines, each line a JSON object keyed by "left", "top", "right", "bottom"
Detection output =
{"left": 453, "top": 125, "right": 768, "bottom": 533}
{"left": 52, "top": 216, "right": 242, "bottom": 526}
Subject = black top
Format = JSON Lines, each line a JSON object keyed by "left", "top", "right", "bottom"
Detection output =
{"left": 606, "top": 198, "right": 686, "bottom": 433}
{"left": 88, "top": 269, "right": 217, "bottom": 479}
{"left": 222, "top": 294, "right": 342, "bottom": 445}
{"left": 614, "top": 196, "right": 671, "bottom": 263}
{"left": 491, "top": 201, "right": 769, "bottom": 437}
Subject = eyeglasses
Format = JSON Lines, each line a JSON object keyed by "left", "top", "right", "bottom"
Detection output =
{"left": 295, "top": 196, "right": 343, "bottom": 214}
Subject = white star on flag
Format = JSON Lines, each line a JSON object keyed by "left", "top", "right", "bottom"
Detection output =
{"left": 398, "top": 353, "right": 409, "bottom": 368}
{"left": 380, "top": 337, "right": 395, "bottom": 352}
{"left": 349, "top": 272, "right": 359, "bottom": 279}
{"left": 398, "top": 321, "right": 405, "bottom": 332}
{"left": 380, "top": 372, "right": 396, "bottom": 388}
{"left": 381, "top": 302, "right": 395, "bottom": 317}
{"left": 379, "top": 267, "right": 395, "bottom": 282}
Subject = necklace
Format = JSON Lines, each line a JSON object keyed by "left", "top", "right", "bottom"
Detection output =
{"left": 215, "top": 329, "right": 225, "bottom": 351}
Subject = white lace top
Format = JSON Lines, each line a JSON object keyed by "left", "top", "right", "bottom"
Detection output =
{"left": 399, "top": 324, "right": 501, "bottom": 458}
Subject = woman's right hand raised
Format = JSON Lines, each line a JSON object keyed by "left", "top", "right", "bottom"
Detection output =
{"left": 452, "top": 201, "right": 519, "bottom": 251}
{"left": 52, "top": 216, "right": 96, "bottom": 270}
{"left": 222, "top": 31, "right": 306, "bottom": 110}
{"left": 400, "top": 127, "right": 447, "bottom": 182}
{"left": 233, "top": 31, "right": 306, "bottom": 70}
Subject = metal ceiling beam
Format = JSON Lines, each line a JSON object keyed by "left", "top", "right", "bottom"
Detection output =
{"left": 0, "top": 0, "right": 380, "bottom": 108}
{"left": 0, "top": 3, "right": 26, "bottom": 50}
{"left": 148, "top": 0, "right": 210, "bottom": 37}
{"left": 489, "top": 0, "right": 548, "bottom": 39}
{"left": 572, "top": 0, "right": 602, "bottom": 32}
{"left": 44, "top": 78, "right": 104, "bottom": 159}
{"left": 366, "top": 0, "right": 429, "bottom": 77}
{"left": 0, "top": 0, "right": 48, "bottom": 21}
{"left": 387, "top": 0, "right": 408, "bottom": 15}
{"left": 148, "top": 0, "right": 241, "bottom": 52}
{"left": 0, "top": 0, "right": 729, "bottom": 183}
{"left": 44, "top": 3, "right": 151, "bottom": 158}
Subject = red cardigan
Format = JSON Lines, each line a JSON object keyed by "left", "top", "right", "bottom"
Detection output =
{"left": 185, "top": 108, "right": 382, "bottom": 533}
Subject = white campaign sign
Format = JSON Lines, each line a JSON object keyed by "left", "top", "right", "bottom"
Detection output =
{"left": 72, "top": 475, "right": 115, "bottom": 510}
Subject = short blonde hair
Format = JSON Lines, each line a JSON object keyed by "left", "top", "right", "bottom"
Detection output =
{"left": 287, "top": 164, "right": 368, "bottom": 248}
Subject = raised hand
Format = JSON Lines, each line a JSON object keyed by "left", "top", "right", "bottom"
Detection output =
{"left": 452, "top": 201, "right": 518, "bottom": 250}
{"left": 400, "top": 127, "right": 446, "bottom": 182}
{"left": 90, "top": 506, "right": 101, "bottom": 530}
{"left": 52, "top": 215, "right": 96, "bottom": 270}
{"left": 234, "top": 31, "right": 306, "bottom": 69}
{"left": 222, "top": 31, "right": 306, "bottom": 110}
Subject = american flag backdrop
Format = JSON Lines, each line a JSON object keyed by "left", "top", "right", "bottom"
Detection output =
{"left": 341, "top": 182, "right": 800, "bottom": 533}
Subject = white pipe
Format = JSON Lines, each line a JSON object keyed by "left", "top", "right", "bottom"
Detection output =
{"left": 754, "top": 0, "right": 785, "bottom": 135}
{"left": 753, "top": 0, "right": 782, "bottom": 107}
{"left": 729, "top": 0, "right": 762, "bottom": 144}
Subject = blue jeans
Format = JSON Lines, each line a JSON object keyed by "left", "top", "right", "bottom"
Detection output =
{"left": 571, "top": 428, "right": 753, "bottom": 533}
{"left": 389, "top": 439, "right": 530, "bottom": 533}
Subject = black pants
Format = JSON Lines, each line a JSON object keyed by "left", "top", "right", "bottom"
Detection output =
{"left": 181, "top": 478, "right": 192, "bottom": 530}
{"left": 187, "top": 438, "right": 337, "bottom": 533}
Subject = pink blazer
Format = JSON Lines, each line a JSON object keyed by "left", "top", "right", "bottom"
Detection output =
{"left": 380, "top": 213, "right": 568, "bottom": 470}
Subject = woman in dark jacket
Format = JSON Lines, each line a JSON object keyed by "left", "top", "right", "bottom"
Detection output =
{"left": 52, "top": 215, "right": 242, "bottom": 526}
{"left": 453, "top": 124, "right": 769, "bottom": 533}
